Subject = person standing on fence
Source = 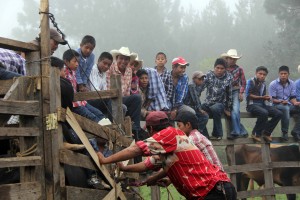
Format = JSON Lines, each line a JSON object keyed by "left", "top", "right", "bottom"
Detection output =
{"left": 245, "top": 66, "right": 282, "bottom": 142}
{"left": 97, "top": 111, "right": 237, "bottom": 200}
{"left": 222, "top": 49, "right": 248, "bottom": 139}
{"left": 269, "top": 65, "right": 300, "bottom": 141}
{"left": 201, "top": 58, "right": 233, "bottom": 140}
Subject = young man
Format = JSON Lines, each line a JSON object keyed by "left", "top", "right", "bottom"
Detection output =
{"left": 245, "top": 66, "right": 282, "bottom": 142}
{"left": 97, "top": 111, "right": 236, "bottom": 200}
{"left": 136, "top": 68, "right": 169, "bottom": 118}
{"left": 76, "top": 35, "right": 96, "bottom": 92}
{"left": 88, "top": 52, "right": 114, "bottom": 121}
{"left": 184, "top": 71, "right": 209, "bottom": 137}
{"left": 0, "top": 48, "right": 26, "bottom": 75}
{"left": 222, "top": 49, "right": 248, "bottom": 139}
{"left": 269, "top": 65, "right": 300, "bottom": 141}
{"left": 201, "top": 58, "right": 233, "bottom": 140}
{"left": 175, "top": 111, "right": 223, "bottom": 170}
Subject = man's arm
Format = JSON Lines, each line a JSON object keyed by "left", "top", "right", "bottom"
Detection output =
{"left": 144, "top": 169, "right": 167, "bottom": 186}
{"left": 97, "top": 144, "right": 142, "bottom": 164}
{"left": 118, "top": 161, "right": 148, "bottom": 173}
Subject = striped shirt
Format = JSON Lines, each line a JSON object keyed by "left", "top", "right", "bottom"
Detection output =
{"left": 189, "top": 129, "right": 224, "bottom": 171}
{"left": 137, "top": 127, "right": 230, "bottom": 199}
{"left": 65, "top": 67, "right": 87, "bottom": 107}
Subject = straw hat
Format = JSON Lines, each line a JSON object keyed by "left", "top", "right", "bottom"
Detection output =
{"left": 221, "top": 49, "right": 242, "bottom": 59}
{"left": 110, "top": 47, "right": 137, "bottom": 62}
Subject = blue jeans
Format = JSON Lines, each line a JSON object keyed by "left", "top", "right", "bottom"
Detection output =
{"left": 273, "top": 104, "right": 300, "bottom": 133}
{"left": 247, "top": 104, "right": 282, "bottom": 136}
{"left": 0, "top": 67, "right": 21, "bottom": 80}
{"left": 195, "top": 110, "right": 209, "bottom": 138}
{"left": 231, "top": 90, "right": 247, "bottom": 135}
{"left": 202, "top": 103, "right": 224, "bottom": 137}
{"left": 72, "top": 103, "right": 105, "bottom": 122}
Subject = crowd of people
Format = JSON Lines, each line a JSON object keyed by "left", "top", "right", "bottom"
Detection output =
{"left": 2, "top": 28, "right": 300, "bottom": 199}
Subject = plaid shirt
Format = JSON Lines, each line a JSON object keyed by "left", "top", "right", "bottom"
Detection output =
{"left": 189, "top": 129, "right": 224, "bottom": 171}
{"left": 226, "top": 65, "right": 246, "bottom": 93}
{"left": 106, "top": 62, "right": 132, "bottom": 96}
{"left": 184, "top": 83, "right": 204, "bottom": 111}
{"left": 65, "top": 67, "right": 87, "bottom": 107}
{"left": 155, "top": 66, "right": 173, "bottom": 105}
{"left": 0, "top": 48, "right": 26, "bottom": 75}
{"left": 171, "top": 73, "right": 189, "bottom": 109}
{"left": 144, "top": 68, "right": 169, "bottom": 111}
{"left": 137, "top": 127, "right": 230, "bottom": 199}
{"left": 202, "top": 70, "right": 233, "bottom": 111}
{"left": 246, "top": 77, "right": 266, "bottom": 106}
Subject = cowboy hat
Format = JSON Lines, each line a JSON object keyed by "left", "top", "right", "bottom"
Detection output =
{"left": 132, "top": 54, "right": 143, "bottom": 69}
{"left": 221, "top": 49, "right": 242, "bottom": 59}
{"left": 110, "top": 47, "right": 137, "bottom": 62}
{"left": 298, "top": 65, "right": 300, "bottom": 73}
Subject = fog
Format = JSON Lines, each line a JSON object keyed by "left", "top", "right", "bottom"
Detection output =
{"left": 2, "top": 0, "right": 300, "bottom": 81}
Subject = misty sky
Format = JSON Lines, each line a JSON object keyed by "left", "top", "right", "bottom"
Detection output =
{"left": 0, "top": 0, "right": 238, "bottom": 40}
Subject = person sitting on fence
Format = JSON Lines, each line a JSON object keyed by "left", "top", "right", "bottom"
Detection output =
{"left": 63, "top": 49, "right": 109, "bottom": 125}
{"left": 97, "top": 111, "right": 237, "bottom": 200}
{"left": 129, "top": 54, "right": 143, "bottom": 95}
{"left": 245, "top": 66, "right": 282, "bottom": 142}
{"left": 31, "top": 28, "right": 67, "bottom": 55}
{"left": 269, "top": 65, "right": 300, "bottom": 141}
{"left": 183, "top": 71, "right": 209, "bottom": 138}
{"left": 201, "top": 58, "right": 233, "bottom": 140}
{"left": 175, "top": 111, "right": 224, "bottom": 171}
{"left": 136, "top": 68, "right": 169, "bottom": 119}
{"left": 106, "top": 47, "right": 146, "bottom": 148}
{"left": 222, "top": 49, "right": 248, "bottom": 139}
{"left": 75, "top": 35, "right": 96, "bottom": 92}
{"left": 0, "top": 48, "right": 26, "bottom": 75}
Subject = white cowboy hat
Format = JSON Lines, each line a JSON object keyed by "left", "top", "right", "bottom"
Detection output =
{"left": 132, "top": 53, "right": 143, "bottom": 68}
{"left": 221, "top": 49, "right": 242, "bottom": 59}
{"left": 110, "top": 47, "right": 137, "bottom": 62}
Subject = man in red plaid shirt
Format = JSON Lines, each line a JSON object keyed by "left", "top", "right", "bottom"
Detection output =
{"left": 97, "top": 111, "right": 236, "bottom": 199}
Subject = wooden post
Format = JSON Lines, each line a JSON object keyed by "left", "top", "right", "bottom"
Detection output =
{"left": 110, "top": 74, "right": 124, "bottom": 125}
{"left": 261, "top": 143, "right": 275, "bottom": 200}
{"left": 150, "top": 186, "right": 160, "bottom": 200}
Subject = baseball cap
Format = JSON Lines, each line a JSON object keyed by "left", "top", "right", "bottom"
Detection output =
{"left": 146, "top": 111, "right": 169, "bottom": 126}
{"left": 171, "top": 57, "right": 189, "bottom": 66}
{"left": 50, "top": 28, "right": 67, "bottom": 45}
{"left": 192, "top": 71, "right": 206, "bottom": 79}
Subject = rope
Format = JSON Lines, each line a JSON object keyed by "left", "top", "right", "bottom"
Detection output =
{"left": 16, "top": 143, "right": 37, "bottom": 157}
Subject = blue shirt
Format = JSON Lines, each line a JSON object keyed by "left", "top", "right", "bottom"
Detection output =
{"left": 75, "top": 48, "right": 95, "bottom": 85}
{"left": 295, "top": 79, "right": 300, "bottom": 101}
{"left": 171, "top": 73, "right": 189, "bottom": 109}
{"left": 269, "top": 78, "right": 296, "bottom": 104}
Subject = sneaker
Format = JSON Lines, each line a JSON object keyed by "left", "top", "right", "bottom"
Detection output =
{"left": 263, "top": 134, "right": 272, "bottom": 143}
{"left": 280, "top": 133, "right": 288, "bottom": 141}
{"left": 251, "top": 134, "right": 261, "bottom": 142}
{"left": 291, "top": 131, "right": 300, "bottom": 142}
{"left": 227, "top": 134, "right": 239, "bottom": 140}
{"left": 87, "top": 174, "right": 111, "bottom": 190}
{"left": 98, "top": 118, "right": 112, "bottom": 126}
{"left": 210, "top": 136, "right": 222, "bottom": 141}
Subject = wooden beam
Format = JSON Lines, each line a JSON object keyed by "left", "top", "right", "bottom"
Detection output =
{"left": 110, "top": 74, "right": 124, "bottom": 125}
{"left": 58, "top": 108, "right": 132, "bottom": 147}
{"left": 0, "top": 79, "right": 14, "bottom": 95}
{"left": 0, "top": 127, "right": 39, "bottom": 137}
{"left": 0, "top": 37, "right": 39, "bottom": 52}
{"left": 0, "top": 156, "right": 41, "bottom": 168}
{"left": 0, "top": 100, "right": 39, "bottom": 116}
{"left": 0, "top": 182, "right": 41, "bottom": 200}
{"left": 73, "top": 89, "right": 119, "bottom": 101}
{"left": 59, "top": 149, "right": 97, "bottom": 171}
{"left": 62, "top": 186, "right": 109, "bottom": 200}
{"left": 237, "top": 186, "right": 300, "bottom": 199}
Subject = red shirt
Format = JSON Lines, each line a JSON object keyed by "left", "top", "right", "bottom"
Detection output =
{"left": 137, "top": 127, "right": 230, "bottom": 199}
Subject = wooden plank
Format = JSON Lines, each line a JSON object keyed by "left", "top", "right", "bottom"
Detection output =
{"left": 237, "top": 186, "right": 300, "bottom": 199}
{"left": 110, "top": 74, "right": 124, "bottom": 125}
{"left": 59, "top": 149, "right": 97, "bottom": 171}
{"left": 0, "top": 182, "right": 41, "bottom": 200}
{"left": 0, "top": 79, "right": 14, "bottom": 95}
{"left": 62, "top": 186, "right": 109, "bottom": 200}
{"left": 65, "top": 108, "right": 126, "bottom": 200}
{"left": 0, "top": 37, "right": 39, "bottom": 52}
{"left": 58, "top": 108, "right": 132, "bottom": 147}
{"left": 0, "top": 100, "right": 39, "bottom": 116}
{"left": 0, "top": 127, "right": 39, "bottom": 137}
{"left": 224, "top": 163, "right": 264, "bottom": 173}
{"left": 3, "top": 77, "right": 21, "bottom": 100}
{"left": 261, "top": 143, "right": 275, "bottom": 200}
{"left": 73, "top": 89, "right": 118, "bottom": 101}
{"left": 0, "top": 156, "right": 41, "bottom": 168}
